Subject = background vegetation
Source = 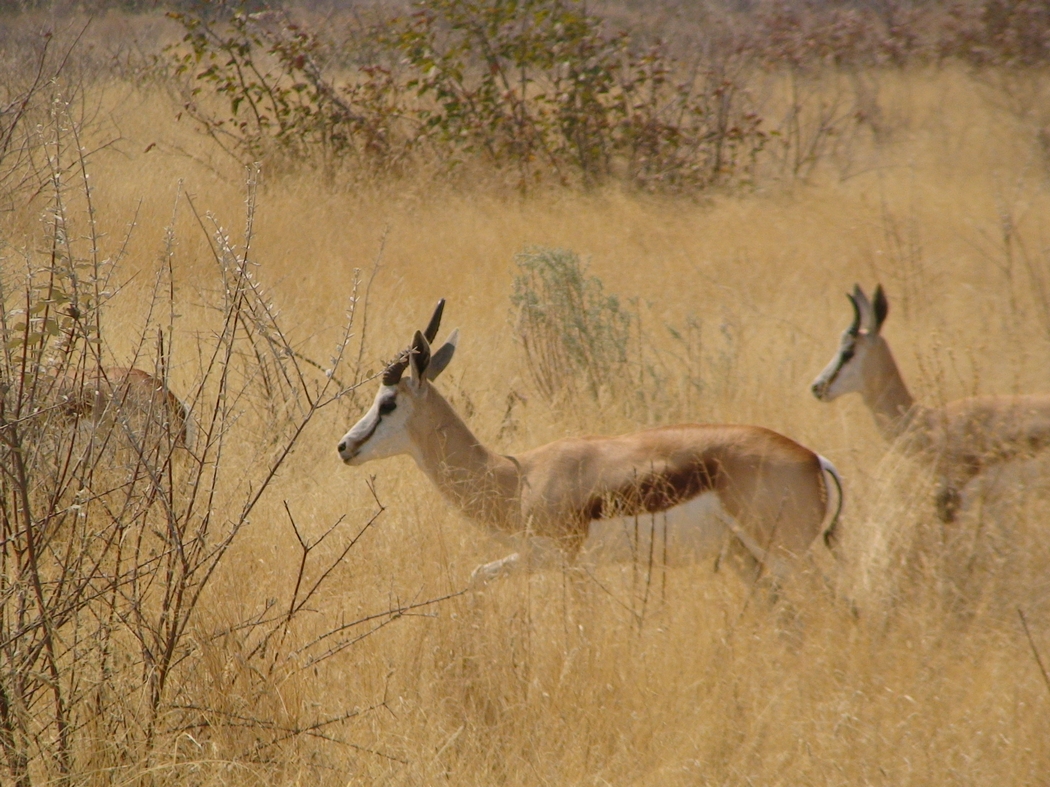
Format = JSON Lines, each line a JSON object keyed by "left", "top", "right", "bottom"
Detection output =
{"left": 2, "top": 0, "right": 1050, "bottom": 784}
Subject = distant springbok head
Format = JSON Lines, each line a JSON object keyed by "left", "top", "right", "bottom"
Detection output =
{"left": 811, "top": 284, "right": 889, "bottom": 402}
{"left": 338, "top": 299, "right": 458, "bottom": 465}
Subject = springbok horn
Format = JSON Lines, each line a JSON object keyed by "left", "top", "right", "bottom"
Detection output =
{"left": 424, "top": 299, "right": 445, "bottom": 344}
{"left": 382, "top": 353, "right": 409, "bottom": 386}
{"left": 846, "top": 291, "right": 862, "bottom": 336}
{"left": 382, "top": 299, "right": 445, "bottom": 386}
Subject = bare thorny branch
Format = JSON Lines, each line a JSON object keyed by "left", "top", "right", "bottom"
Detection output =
{"left": 0, "top": 151, "right": 464, "bottom": 784}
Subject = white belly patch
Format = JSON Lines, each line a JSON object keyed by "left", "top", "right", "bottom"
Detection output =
{"left": 468, "top": 491, "right": 795, "bottom": 584}
{"left": 581, "top": 492, "right": 733, "bottom": 565}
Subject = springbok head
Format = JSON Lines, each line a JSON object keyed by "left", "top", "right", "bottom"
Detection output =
{"left": 811, "top": 284, "right": 889, "bottom": 401}
{"left": 337, "top": 299, "right": 458, "bottom": 465}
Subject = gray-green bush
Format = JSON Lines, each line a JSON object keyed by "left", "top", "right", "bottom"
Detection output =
{"left": 510, "top": 246, "right": 631, "bottom": 403}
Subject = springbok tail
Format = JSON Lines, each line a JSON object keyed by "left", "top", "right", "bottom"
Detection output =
{"left": 817, "top": 454, "right": 844, "bottom": 551}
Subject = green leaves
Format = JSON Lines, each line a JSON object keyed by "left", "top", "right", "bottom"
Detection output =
{"left": 166, "top": 0, "right": 765, "bottom": 192}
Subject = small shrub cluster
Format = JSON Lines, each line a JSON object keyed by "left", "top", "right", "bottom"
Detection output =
{"left": 949, "top": 0, "right": 1050, "bottom": 66}
{"left": 743, "top": 0, "right": 1050, "bottom": 70}
{"left": 170, "top": 3, "right": 407, "bottom": 170}
{"left": 510, "top": 246, "right": 632, "bottom": 403}
{"left": 509, "top": 245, "right": 742, "bottom": 425}
{"left": 384, "top": 0, "right": 765, "bottom": 190}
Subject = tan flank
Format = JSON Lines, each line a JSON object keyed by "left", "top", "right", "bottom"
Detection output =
{"left": 812, "top": 284, "right": 1050, "bottom": 521}
{"left": 57, "top": 366, "right": 194, "bottom": 449}
{"left": 339, "top": 300, "right": 843, "bottom": 584}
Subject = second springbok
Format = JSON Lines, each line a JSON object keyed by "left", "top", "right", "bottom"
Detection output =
{"left": 338, "top": 300, "right": 843, "bottom": 586}
{"left": 56, "top": 366, "right": 194, "bottom": 449}
{"left": 812, "top": 284, "right": 1050, "bottom": 521}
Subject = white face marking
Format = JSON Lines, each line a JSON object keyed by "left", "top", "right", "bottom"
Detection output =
{"left": 337, "top": 385, "right": 413, "bottom": 465}
{"left": 811, "top": 329, "right": 871, "bottom": 401}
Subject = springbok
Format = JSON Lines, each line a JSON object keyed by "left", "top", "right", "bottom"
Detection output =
{"left": 812, "top": 284, "right": 1050, "bottom": 522}
{"left": 338, "top": 300, "right": 843, "bottom": 586}
{"left": 57, "top": 366, "right": 194, "bottom": 449}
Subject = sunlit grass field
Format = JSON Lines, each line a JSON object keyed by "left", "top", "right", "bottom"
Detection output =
{"left": 4, "top": 12, "right": 1050, "bottom": 784}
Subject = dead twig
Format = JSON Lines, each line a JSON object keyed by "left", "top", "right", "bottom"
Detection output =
{"left": 1018, "top": 607, "right": 1050, "bottom": 698}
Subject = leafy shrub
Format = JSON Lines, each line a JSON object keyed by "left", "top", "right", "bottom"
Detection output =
{"left": 946, "top": 0, "right": 1050, "bottom": 66}
{"left": 383, "top": 0, "right": 767, "bottom": 190}
{"left": 163, "top": 0, "right": 1050, "bottom": 190}
{"left": 510, "top": 246, "right": 632, "bottom": 402}
{"left": 168, "top": 2, "right": 408, "bottom": 172}
{"left": 167, "top": 0, "right": 767, "bottom": 191}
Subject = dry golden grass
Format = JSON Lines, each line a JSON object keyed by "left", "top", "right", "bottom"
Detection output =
{"left": 5, "top": 29, "right": 1050, "bottom": 783}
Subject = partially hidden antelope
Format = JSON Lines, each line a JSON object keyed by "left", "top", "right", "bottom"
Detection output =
{"left": 812, "top": 284, "right": 1050, "bottom": 522}
{"left": 338, "top": 300, "right": 843, "bottom": 586}
{"left": 57, "top": 366, "right": 194, "bottom": 449}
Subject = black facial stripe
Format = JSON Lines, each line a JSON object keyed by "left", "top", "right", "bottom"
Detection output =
{"left": 822, "top": 341, "right": 856, "bottom": 389}
{"left": 357, "top": 413, "right": 380, "bottom": 445}
{"left": 349, "top": 392, "right": 397, "bottom": 452}
{"left": 377, "top": 389, "right": 398, "bottom": 412}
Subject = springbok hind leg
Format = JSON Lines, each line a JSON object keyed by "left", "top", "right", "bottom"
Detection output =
{"left": 712, "top": 517, "right": 784, "bottom": 606}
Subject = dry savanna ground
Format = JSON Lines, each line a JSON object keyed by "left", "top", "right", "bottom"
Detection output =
{"left": 3, "top": 9, "right": 1050, "bottom": 786}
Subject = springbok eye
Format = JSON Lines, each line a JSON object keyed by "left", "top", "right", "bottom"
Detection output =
{"left": 841, "top": 347, "right": 855, "bottom": 363}
{"left": 378, "top": 399, "right": 397, "bottom": 415}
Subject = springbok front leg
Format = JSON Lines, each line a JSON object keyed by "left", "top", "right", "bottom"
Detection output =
{"left": 469, "top": 523, "right": 588, "bottom": 586}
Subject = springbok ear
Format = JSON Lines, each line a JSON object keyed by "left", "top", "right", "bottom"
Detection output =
{"left": 409, "top": 330, "right": 431, "bottom": 385}
{"left": 427, "top": 328, "right": 459, "bottom": 381}
{"left": 871, "top": 284, "right": 889, "bottom": 333}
